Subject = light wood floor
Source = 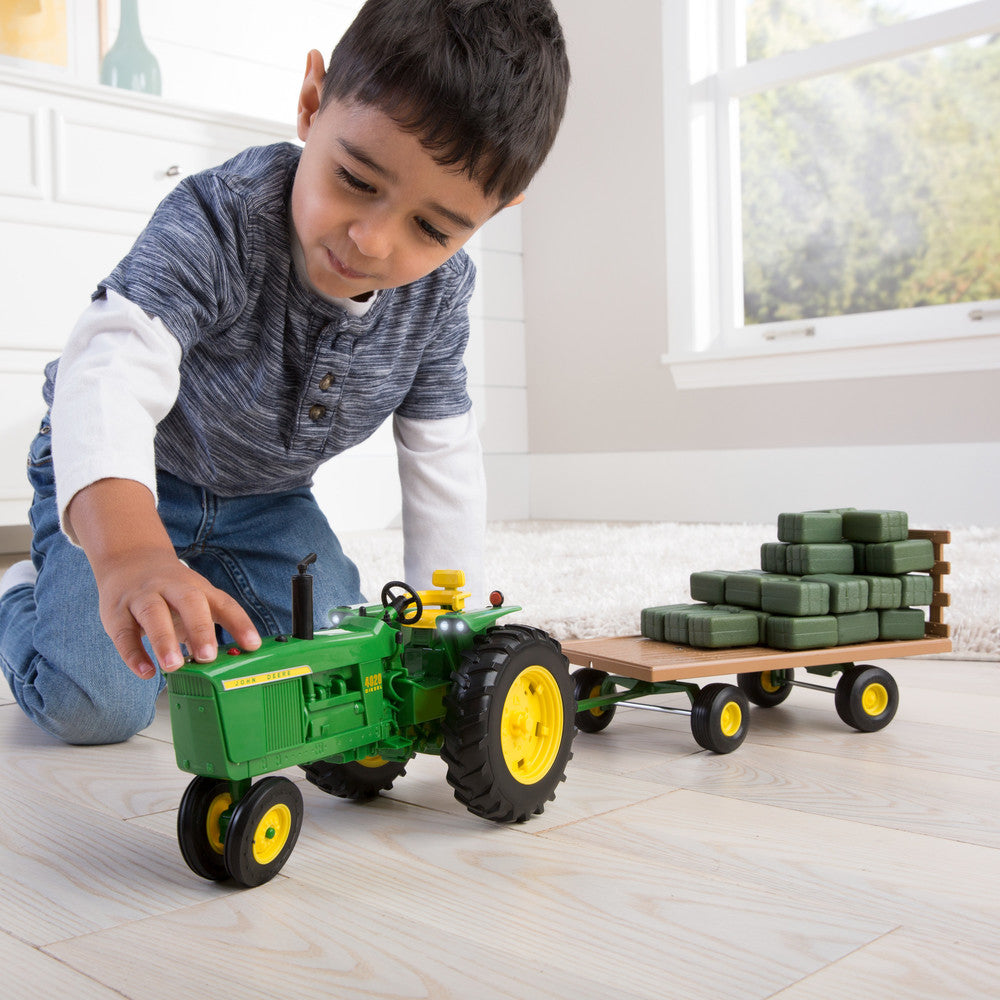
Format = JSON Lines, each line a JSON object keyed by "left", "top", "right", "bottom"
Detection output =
{"left": 1, "top": 552, "right": 997, "bottom": 998}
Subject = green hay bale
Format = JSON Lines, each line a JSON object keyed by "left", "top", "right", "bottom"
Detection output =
{"left": 724, "top": 571, "right": 795, "bottom": 609}
{"left": 766, "top": 615, "right": 839, "bottom": 651}
{"left": 836, "top": 611, "right": 880, "bottom": 645}
{"left": 842, "top": 509, "right": 909, "bottom": 542}
{"left": 865, "top": 538, "right": 935, "bottom": 574}
{"left": 898, "top": 574, "right": 934, "bottom": 607}
{"left": 786, "top": 543, "right": 855, "bottom": 575}
{"left": 853, "top": 575, "right": 903, "bottom": 609}
{"left": 802, "top": 574, "right": 869, "bottom": 614}
{"left": 760, "top": 578, "right": 831, "bottom": 617}
{"left": 878, "top": 608, "right": 927, "bottom": 640}
{"left": 777, "top": 511, "right": 844, "bottom": 543}
{"left": 761, "top": 542, "right": 790, "bottom": 573}
{"left": 690, "top": 570, "right": 731, "bottom": 604}
{"left": 663, "top": 604, "right": 719, "bottom": 644}
{"left": 686, "top": 608, "right": 760, "bottom": 649}
{"left": 641, "top": 604, "right": 694, "bottom": 641}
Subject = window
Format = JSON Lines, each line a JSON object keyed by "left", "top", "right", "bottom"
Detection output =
{"left": 662, "top": 0, "right": 1000, "bottom": 387}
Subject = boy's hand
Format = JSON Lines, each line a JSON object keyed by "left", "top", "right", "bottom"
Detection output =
{"left": 95, "top": 548, "right": 261, "bottom": 679}
{"left": 67, "top": 478, "right": 261, "bottom": 679}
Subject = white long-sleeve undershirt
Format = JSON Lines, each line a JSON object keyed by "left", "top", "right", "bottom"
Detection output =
{"left": 49, "top": 290, "right": 486, "bottom": 601}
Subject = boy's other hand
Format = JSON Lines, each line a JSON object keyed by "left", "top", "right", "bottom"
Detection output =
{"left": 95, "top": 549, "right": 262, "bottom": 679}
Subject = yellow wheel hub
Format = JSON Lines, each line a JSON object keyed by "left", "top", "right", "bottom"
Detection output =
{"left": 587, "top": 683, "right": 606, "bottom": 718}
{"left": 501, "top": 665, "right": 564, "bottom": 785}
{"left": 206, "top": 791, "right": 232, "bottom": 856}
{"left": 252, "top": 804, "right": 293, "bottom": 865}
{"left": 358, "top": 755, "right": 388, "bottom": 769}
{"left": 761, "top": 671, "right": 781, "bottom": 693}
{"left": 861, "top": 682, "right": 889, "bottom": 717}
{"left": 719, "top": 700, "right": 743, "bottom": 738}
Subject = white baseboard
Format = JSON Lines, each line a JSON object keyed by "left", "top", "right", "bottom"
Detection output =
{"left": 528, "top": 443, "right": 1000, "bottom": 527}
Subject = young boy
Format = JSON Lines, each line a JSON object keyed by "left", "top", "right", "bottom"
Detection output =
{"left": 0, "top": 0, "right": 569, "bottom": 745}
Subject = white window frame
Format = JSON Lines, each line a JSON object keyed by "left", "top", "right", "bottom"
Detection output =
{"left": 661, "top": 0, "right": 1000, "bottom": 388}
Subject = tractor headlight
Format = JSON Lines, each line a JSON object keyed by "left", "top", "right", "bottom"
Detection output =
{"left": 438, "top": 617, "right": 468, "bottom": 635}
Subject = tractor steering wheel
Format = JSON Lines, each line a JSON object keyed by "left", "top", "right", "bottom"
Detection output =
{"left": 380, "top": 581, "right": 424, "bottom": 625}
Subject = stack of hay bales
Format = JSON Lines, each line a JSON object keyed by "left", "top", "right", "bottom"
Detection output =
{"left": 641, "top": 509, "right": 935, "bottom": 650}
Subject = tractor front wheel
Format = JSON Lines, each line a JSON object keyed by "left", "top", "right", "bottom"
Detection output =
{"left": 177, "top": 776, "right": 232, "bottom": 882}
{"left": 223, "top": 776, "right": 303, "bottom": 888}
{"left": 443, "top": 625, "right": 575, "bottom": 823}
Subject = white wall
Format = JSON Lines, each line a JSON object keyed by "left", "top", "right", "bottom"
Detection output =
{"left": 521, "top": 0, "right": 1000, "bottom": 528}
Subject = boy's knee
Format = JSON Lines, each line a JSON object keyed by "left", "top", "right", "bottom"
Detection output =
{"left": 42, "top": 692, "right": 159, "bottom": 746}
{"left": 10, "top": 655, "right": 161, "bottom": 746}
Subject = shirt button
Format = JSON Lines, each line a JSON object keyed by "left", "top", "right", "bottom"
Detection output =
{"left": 308, "top": 404, "right": 327, "bottom": 421}
{"left": 318, "top": 373, "right": 335, "bottom": 391}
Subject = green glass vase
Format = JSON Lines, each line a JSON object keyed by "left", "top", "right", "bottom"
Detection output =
{"left": 100, "top": 0, "right": 161, "bottom": 95}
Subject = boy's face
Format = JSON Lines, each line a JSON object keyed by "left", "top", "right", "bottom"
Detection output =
{"left": 292, "top": 51, "right": 518, "bottom": 300}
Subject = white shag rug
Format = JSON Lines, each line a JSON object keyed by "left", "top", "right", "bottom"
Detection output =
{"left": 342, "top": 521, "right": 1000, "bottom": 661}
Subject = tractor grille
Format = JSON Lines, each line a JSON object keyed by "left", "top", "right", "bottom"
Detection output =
{"left": 263, "top": 681, "right": 304, "bottom": 751}
{"left": 168, "top": 673, "right": 212, "bottom": 698}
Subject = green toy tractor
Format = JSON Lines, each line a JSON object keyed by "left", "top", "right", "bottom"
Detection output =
{"left": 168, "top": 557, "right": 576, "bottom": 887}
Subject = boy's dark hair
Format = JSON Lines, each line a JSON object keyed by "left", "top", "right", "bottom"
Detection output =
{"left": 321, "top": 0, "right": 570, "bottom": 205}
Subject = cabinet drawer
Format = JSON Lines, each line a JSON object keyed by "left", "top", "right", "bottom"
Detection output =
{"left": 53, "top": 110, "right": 241, "bottom": 215}
{"left": 0, "top": 105, "right": 44, "bottom": 200}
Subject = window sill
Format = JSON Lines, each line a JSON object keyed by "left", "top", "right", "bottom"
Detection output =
{"left": 663, "top": 331, "right": 1000, "bottom": 389}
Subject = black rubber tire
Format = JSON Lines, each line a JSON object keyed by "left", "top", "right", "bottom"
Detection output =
{"left": 223, "top": 776, "right": 304, "bottom": 888}
{"left": 835, "top": 665, "right": 899, "bottom": 732}
{"left": 300, "top": 756, "right": 409, "bottom": 801}
{"left": 737, "top": 668, "right": 795, "bottom": 707}
{"left": 572, "top": 667, "right": 617, "bottom": 733}
{"left": 690, "top": 683, "right": 750, "bottom": 754}
{"left": 442, "top": 624, "right": 575, "bottom": 823}
{"left": 177, "top": 776, "right": 232, "bottom": 881}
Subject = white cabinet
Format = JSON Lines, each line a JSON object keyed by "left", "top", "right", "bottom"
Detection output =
{"left": 0, "top": 68, "right": 295, "bottom": 539}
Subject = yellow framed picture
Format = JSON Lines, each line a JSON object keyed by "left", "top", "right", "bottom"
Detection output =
{"left": 0, "top": 0, "right": 69, "bottom": 67}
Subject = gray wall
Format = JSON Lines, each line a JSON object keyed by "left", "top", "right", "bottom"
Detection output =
{"left": 521, "top": 0, "right": 999, "bottom": 525}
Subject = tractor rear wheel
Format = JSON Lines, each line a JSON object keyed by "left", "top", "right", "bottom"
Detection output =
{"left": 300, "top": 755, "right": 409, "bottom": 801}
{"left": 442, "top": 625, "right": 575, "bottom": 823}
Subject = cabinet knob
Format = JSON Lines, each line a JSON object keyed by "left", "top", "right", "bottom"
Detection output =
{"left": 164, "top": 164, "right": 182, "bottom": 178}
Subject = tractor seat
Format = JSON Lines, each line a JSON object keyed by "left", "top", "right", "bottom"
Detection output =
{"left": 410, "top": 569, "right": 471, "bottom": 628}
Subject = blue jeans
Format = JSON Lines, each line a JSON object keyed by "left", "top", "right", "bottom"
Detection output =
{"left": 0, "top": 420, "right": 363, "bottom": 745}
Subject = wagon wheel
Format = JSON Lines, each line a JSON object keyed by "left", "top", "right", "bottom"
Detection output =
{"left": 690, "top": 683, "right": 750, "bottom": 754}
{"left": 737, "top": 668, "right": 795, "bottom": 708}
{"left": 443, "top": 624, "right": 576, "bottom": 823}
{"left": 835, "top": 665, "right": 899, "bottom": 732}
{"left": 223, "top": 776, "right": 304, "bottom": 888}
{"left": 572, "top": 667, "right": 617, "bottom": 733}
{"left": 177, "top": 776, "right": 232, "bottom": 881}
{"left": 300, "top": 754, "right": 410, "bottom": 801}
{"left": 380, "top": 581, "right": 424, "bottom": 625}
